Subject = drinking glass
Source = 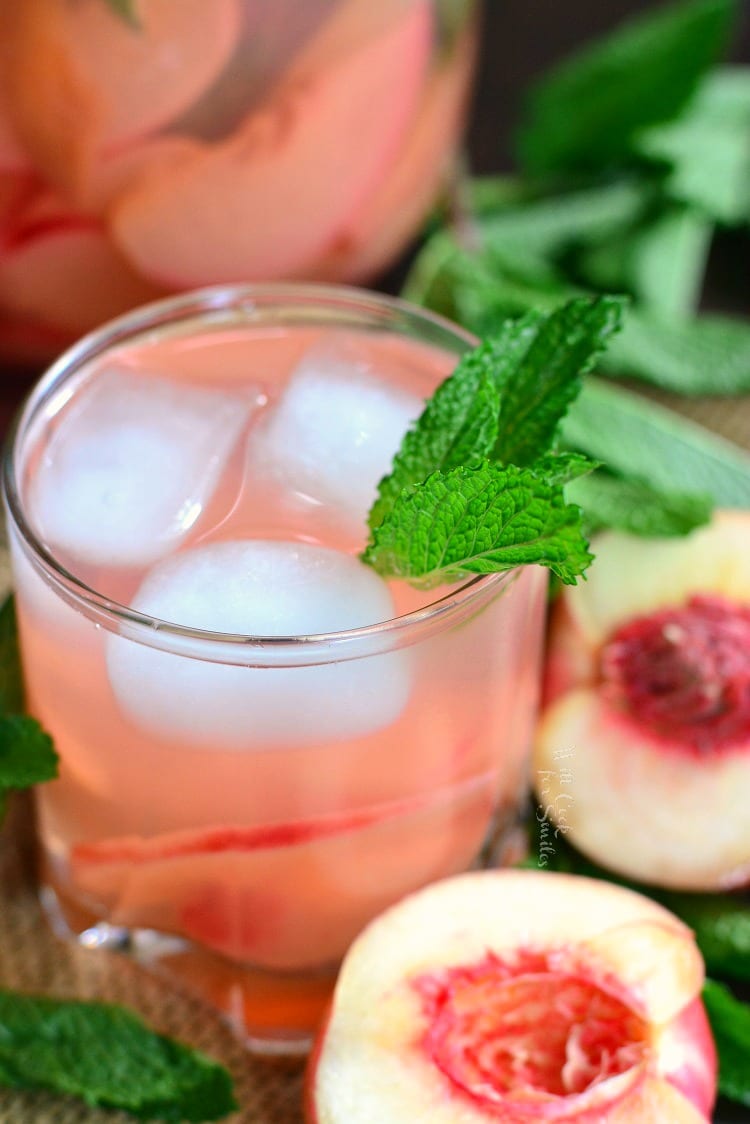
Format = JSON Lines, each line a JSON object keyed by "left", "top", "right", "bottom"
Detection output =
{"left": 3, "top": 284, "right": 547, "bottom": 1051}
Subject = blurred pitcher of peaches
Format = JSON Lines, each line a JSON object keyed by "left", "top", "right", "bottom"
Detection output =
{"left": 0, "top": 0, "right": 478, "bottom": 364}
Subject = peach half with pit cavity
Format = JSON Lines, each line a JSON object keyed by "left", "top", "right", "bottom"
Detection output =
{"left": 306, "top": 870, "right": 716, "bottom": 1122}
{"left": 536, "top": 511, "right": 750, "bottom": 891}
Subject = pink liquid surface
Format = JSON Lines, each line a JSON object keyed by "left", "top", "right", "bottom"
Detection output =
{"left": 11, "top": 322, "right": 546, "bottom": 1033}
{"left": 0, "top": 0, "right": 476, "bottom": 362}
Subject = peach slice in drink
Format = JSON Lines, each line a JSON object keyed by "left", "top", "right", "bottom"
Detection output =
{"left": 69, "top": 774, "right": 494, "bottom": 972}
{"left": 1, "top": 0, "right": 241, "bottom": 199}
{"left": 110, "top": 1, "right": 432, "bottom": 285}
{"left": 306, "top": 871, "right": 717, "bottom": 1122}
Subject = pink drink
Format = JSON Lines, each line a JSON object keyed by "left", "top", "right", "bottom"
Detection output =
{"left": 4, "top": 286, "right": 546, "bottom": 1048}
{"left": 0, "top": 0, "right": 477, "bottom": 363}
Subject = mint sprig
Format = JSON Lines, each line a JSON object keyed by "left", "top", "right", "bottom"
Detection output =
{"left": 370, "top": 299, "right": 621, "bottom": 533}
{"left": 702, "top": 980, "right": 750, "bottom": 1107}
{"left": 364, "top": 462, "right": 592, "bottom": 587}
{"left": 365, "top": 299, "right": 622, "bottom": 586}
{"left": 0, "top": 991, "right": 236, "bottom": 1121}
{"left": 517, "top": 0, "right": 738, "bottom": 176}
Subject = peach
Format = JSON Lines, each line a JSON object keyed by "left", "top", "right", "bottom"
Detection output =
{"left": 110, "top": 0, "right": 432, "bottom": 285}
{"left": 0, "top": 103, "right": 30, "bottom": 172}
{"left": 0, "top": 185, "right": 164, "bottom": 335}
{"left": 306, "top": 14, "right": 477, "bottom": 283}
{"left": 0, "top": 0, "right": 241, "bottom": 198}
{"left": 306, "top": 871, "right": 716, "bottom": 1122}
{"left": 535, "top": 511, "right": 750, "bottom": 891}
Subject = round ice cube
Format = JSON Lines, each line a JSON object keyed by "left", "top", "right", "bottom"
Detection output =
{"left": 106, "top": 540, "right": 412, "bottom": 748}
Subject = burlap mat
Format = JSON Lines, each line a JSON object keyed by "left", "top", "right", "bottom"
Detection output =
{"left": 0, "top": 388, "right": 748, "bottom": 1124}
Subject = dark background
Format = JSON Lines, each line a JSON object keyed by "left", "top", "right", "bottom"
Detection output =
{"left": 466, "top": 6, "right": 748, "bottom": 1123}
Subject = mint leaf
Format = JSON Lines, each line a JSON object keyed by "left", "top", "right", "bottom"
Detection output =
{"left": 579, "top": 207, "right": 712, "bottom": 319}
{"left": 403, "top": 185, "right": 644, "bottom": 321}
{"left": 702, "top": 979, "right": 750, "bottom": 1107}
{"left": 491, "top": 297, "right": 624, "bottom": 466}
{"left": 0, "top": 597, "right": 23, "bottom": 715}
{"left": 469, "top": 175, "right": 530, "bottom": 215}
{"left": 0, "top": 991, "right": 236, "bottom": 1121}
{"left": 561, "top": 377, "right": 750, "bottom": 506}
{"left": 531, "top": 452, "right": 598, "bottom": 486}
{"left": 602, "top": 307, "right": 750, "bottom": 394}
{"left": 0, "top": 596, "right": 58, "bottom": 819}
{"left": 668, "top": 899, "right": 750, "bottom": 983}
{"left": 567, "top": 469, "right": 713, "bottom": 537}
{"left": 0, "top": 715, "right": 57, "bottom": 793}
{"left": 364, "top": 462, "right": 592, "bottom": 587}
{"left": 102, "top": 0, "right": 141, "bottom": 27}
{"left": 481, "top": 181, "right": 649, "bottom": 264}
{"left": 402, "top": 231, "right": 582, "bottom": 339}
{"left": 636, "top": 68, "right": 750, "bottom": 224}
{"left": 623, "top": 208, "right": 712, "bottom": 318}
{"left": 369, "top": 342, "right": 503, "bottom": 531}
{"left": 370, "top": 297, "right": 621, "bottom": 547}
{"left": 518, "top": 0, "right": 738, "bottom": 176}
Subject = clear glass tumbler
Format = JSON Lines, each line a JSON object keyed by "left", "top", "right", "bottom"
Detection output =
{"left": 3, "top": 284, "right": 547, "bottom": 1051}
{"left": 0, "top": 0, "right": 478, "bottom": 363}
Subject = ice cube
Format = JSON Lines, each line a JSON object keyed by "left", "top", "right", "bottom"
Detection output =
{"left": 250, "top": 345, "right": 423, "bottom": 527}
{"left": 106, "top": 540, "right": 412, "bottom": 748}
{"left": 31, "top": 367, "right": 252, "bottom": 566}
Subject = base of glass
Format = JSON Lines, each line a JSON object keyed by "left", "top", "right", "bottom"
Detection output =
{"left": 40, "top": 880, "right": 336, "bottom": 1056}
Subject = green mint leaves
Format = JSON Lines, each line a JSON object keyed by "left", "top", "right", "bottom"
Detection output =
{"left": 403, "top": 0, "right": 750, "bottom": 527}
{"left": 364, "top": 298, "right": 623, "bottom": 586}
{"left": 518, "top": 0, "right": 738, "bottom": 176}
{"left": 364, "top": 463, "right": 593, "bottom": 587}
{"left": 702, "top": 980, "right": 750, "bottom": 1107}
{"left": 0, "top": 597, "right": 57, "bottom": 822}
{"left": 0, "top": 991, "right": 236, "bottom": 1121}
{"left": 561, "top": 377, "right": 750, "bottom": 508}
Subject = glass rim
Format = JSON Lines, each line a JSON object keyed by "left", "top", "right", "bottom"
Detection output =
{"left": 2, "top": 282, "right": 514, "bottom": 657}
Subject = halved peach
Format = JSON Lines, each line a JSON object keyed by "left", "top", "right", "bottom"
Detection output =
{"left": 0, "top": 0, "right": 241, "bottom": 198}
{"left": 306, "top": 871, "right": 716, "bottom": 1122}
{"left": 110, "top": 0, "right": 432, "bottom": 285}
{"left": 536, "top": 511, "right": 750, "bottom": 890}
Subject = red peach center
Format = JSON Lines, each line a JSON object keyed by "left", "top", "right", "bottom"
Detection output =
{"left": 413, "top": 952, "right": 647, "bottom": 1111}
{"left": 600, "top": 594, "right": 750, "bottom": 754}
